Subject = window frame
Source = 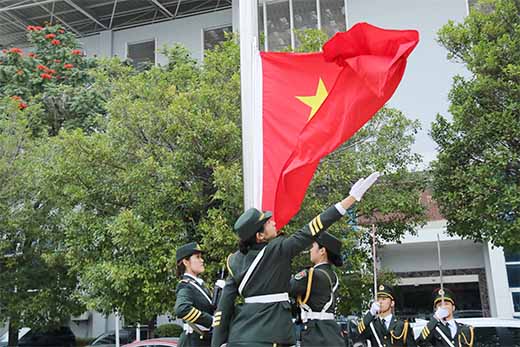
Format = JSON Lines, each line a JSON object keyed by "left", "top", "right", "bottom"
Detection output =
{"left": 125, "top": 38, "right": 157, "bottom": 67}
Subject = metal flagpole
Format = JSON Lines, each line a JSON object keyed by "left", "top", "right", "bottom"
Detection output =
{"left": 239, "top": 0, "right": 263, "bottom": 210}
{"left": 436, "top": 233, "right": 445, "bottom": 305}
{"left": 372, "top": 224, "right": 377, "bottom": 303}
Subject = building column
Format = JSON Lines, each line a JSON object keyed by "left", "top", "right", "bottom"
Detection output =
{"left": 232, "top": 0, "right": 239, "bottom": 33}
{"left": 483, "top": 242, "right": 514, "bottom": 317}
{"left": 99, "top": 30, "right": 113, "bottom": 57}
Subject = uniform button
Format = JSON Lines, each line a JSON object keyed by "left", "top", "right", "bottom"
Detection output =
{"left": 384, "top": 336, "right": 387, "bottom": 339}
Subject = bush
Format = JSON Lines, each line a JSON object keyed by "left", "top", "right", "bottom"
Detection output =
{"left": 154, "top": 323, "right": 183, "bottom": 338}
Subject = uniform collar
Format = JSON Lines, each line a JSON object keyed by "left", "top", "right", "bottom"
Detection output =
{"left": 184, "top": 273, "right": 204, "bottom": 285}
{"left": 313, "top": 262, "right": 330, "bottom": 268}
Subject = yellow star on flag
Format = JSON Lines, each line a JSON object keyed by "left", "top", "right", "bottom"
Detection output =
{"left": 296, "top": 78, "right": 329, "bottom": 120}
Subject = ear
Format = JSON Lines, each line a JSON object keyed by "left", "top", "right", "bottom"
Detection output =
{"left": 182, "top": 258, "right": 190, "bottom": 267}
{"left": 391, "top": 300, "right": 395, "bottom": 308}
{"left": 256, "top": 231, "right": 264, "bottom": 243}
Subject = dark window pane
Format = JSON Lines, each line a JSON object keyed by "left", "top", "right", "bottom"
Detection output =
{"left": 474, "top": 327, "right": 500, "bottom": 347}
{"left": 266, "top": 0, "right": 290, "bottom": 51}
{"left": 320, "top": 0, "right": 346, "bottom": 37}
{"left": 507, "top": 327, "right": 520, "bottom": 346}
{"left": 293, "top": 0, "right": 318, "bottom": 41}
{"left": 127, "top": 40, "right": 155, "bottom": 68}
{"left": 505, "top": 249, "right": 520, "bottom": 262}
{"left": 204, "top": 26, "right": 232, "bottom": 50}
{"left": 507, "top": 264, "right": 520, "bottom": 287}
{"left": 513, "top": 292, "right": 520, "bottom": 313}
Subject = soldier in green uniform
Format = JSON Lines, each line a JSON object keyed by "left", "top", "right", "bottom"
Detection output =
{"left": 211, "top": 172, "right": 380, "bottom": 347}
{"left": 416, "top": 288, "right": 474, "bottom": 347}
{"left": 357, "top": 284, "right": 416, "bottom": 347}
{"left": 175, "top": 242, "right": 215, "bottom": 347}
{"left": 289, "top": 232, "right": 345, "bottom": 347}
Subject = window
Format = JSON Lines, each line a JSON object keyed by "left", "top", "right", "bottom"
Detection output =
{"left": 320, "top": 0, "right": 346, "bottom": 38}
{"left": 127, "top": 40, "right": 155, "bottom": 68}
{"left": 203, "top": 25, "right": 232, "bottom": 50}
{"left": 258, "top": 0, "right": 347, "bottom": 51}
{"left": 474, "top": 327, "right": 500, "bottom": 347}
{"left": 505, "top": 249, "right": 520, "bottom": 315}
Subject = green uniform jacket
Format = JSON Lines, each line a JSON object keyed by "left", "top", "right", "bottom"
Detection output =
{"left": 357, "top": 311, "right": 416, "bottom": 347}
{"left": 289, "top": 263, "right": 344, "bottom": 347}
{"left": 211, "top": 205, "right": 343, "bottom": 347}
{"left": 174, "top": 274, "right": 215, "bottom": 347}
{"left": 416, "top": 317, "right": 474, "bottom": 347}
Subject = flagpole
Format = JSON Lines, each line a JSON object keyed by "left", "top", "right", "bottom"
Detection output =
{"left": 372, "top": 224, "right": 377, "bottom": 303}
{"left": 239, "top": 0, "right": 263, "bottom": 210}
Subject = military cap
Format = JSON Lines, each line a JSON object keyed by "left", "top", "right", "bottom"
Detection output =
{"left": 433, "top": 287, "right": 455, "bottom": 306}
{"left": 376, "top": 283, "right": 395, "bottom": 301}
{"left": 176, "top": 242, "right": 204, "bottom": 262}
{"left": 234, "top": 208, "right": 272, "bottom": 241}
{"left": 315, "top": 232, "right": 343, "bottom": 266}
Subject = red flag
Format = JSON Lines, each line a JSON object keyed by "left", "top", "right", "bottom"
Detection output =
{"left": 261, "top": 22, "right": 419, "bottom": 228}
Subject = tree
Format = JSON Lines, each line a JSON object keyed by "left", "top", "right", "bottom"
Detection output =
{"left": 0, "top": 24, "right": 105, "bottom": 345}
{"left": 34, "top": 41, "right": 241, "bottom": 326}
{"left": 432, "top": 0, "right": 520, "bottom": 249}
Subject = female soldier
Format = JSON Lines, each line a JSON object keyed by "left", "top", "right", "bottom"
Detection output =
{"left": 290, "top": 232, "right": 345, "bottom": 347}
{"left": 174, "top": 242, "right": 214, "bottom": 347}
{"left": 211, "top": 172, "right": 380, "bottom": 347}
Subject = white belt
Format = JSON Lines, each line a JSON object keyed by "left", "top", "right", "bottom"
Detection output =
{"left": 244, "top": 292, "right": 289, "bottom": 303}
{"left": 301, "top": 310, "right": 335, "bottom": 321}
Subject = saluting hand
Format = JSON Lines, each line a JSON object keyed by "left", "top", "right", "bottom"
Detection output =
{"left": 435, "top": 306, "right": 449, "bottom": 320}
{"left": 349, "top": 172, "right": 380, "bottom": 201}
{"left": 370, "top": 302, "right": 380, "bottom": 316}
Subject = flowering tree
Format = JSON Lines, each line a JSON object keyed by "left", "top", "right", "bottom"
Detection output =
{"left": 0, "top": 25, "right": 103, "bottom": 135}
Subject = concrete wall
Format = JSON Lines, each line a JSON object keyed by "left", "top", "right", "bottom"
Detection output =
{"left": 347, "top": 0, "right": 469, "bottom": 166}
{"left": 78, "top": 9, "right": 232, "bottom": 64}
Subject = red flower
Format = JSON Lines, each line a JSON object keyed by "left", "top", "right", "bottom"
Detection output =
{"left": 45, "top": 33, "right": 56, "bottom": 39}
{"left": 2, "top": 49, "right": 7, "bottom": 54}
{"left": 27, "top": 25, "right": 35, "bottom": 31}
{"left": 45, "top": 69, "right": 56, "bottom": 74}
{"left": 18, "top": 102, "right": 28, "bottom": 110}
{"left": 54, "top": 59, "right": 61, "bottom": 63}
{"left": 40, "top": 73, "right": 52, "bottom": 80}
{"left": 51, "top": 39, "right": 61, "bottom": 45}
{"left": 16, "top": 70, "right": 24, "bottom": 75}
{"left": 71, "top": 49, "right": 82, "bottom": 55}
{"left": 11, "top": 95, "right": 21, "bottom": 101}
{"left": 9, "top": 47, "right": 23, "bottom": 54}
{"left": 37, "top": 64, "right": 47, "bottom": 70}
{"left": 28, "top": 52, "right": 36, "bottom": 58}
{"left": 58, "top": 29, "right": 65, "bottom": 34}
{"left": 34, "top": 26, "right": 44, "bottom": 31}
{"left": 63, "top": 63, "right": 74, "bottom": 69}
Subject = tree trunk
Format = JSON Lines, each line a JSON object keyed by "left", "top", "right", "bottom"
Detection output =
{"left": 147, "top": 317, "right": 156, "bottom": 339}
{"left": 7, "top": 320, "right": 19, "bottom": 347}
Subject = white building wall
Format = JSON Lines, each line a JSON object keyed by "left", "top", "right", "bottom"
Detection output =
{"left": 484, "top": 243, "right": 515, "bottom": 318}
{"left": 78, "top": 10, "right": 232, "bottom": 64}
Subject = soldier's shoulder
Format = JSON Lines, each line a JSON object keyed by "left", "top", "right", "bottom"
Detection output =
{"left": 293, "top": 269, "right": 309, "bottom": 281}
{"left": 176, "top": 278, "right": 191, "bottom": 291}
{"left": 457, "top": 321, "right": 473, "bottom": 330}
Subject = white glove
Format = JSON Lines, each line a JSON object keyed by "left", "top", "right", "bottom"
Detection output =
{"left": 435, "top": 306, "right": 449, "bottom": 320}
{"left": 349, "top": 172, "right": 380, "bottom": 201}
{"left": 370, "top": 302, "right": 380, "bottom": 316}
{"left": 215, "top": 280, "right": 226, "bottom": 289}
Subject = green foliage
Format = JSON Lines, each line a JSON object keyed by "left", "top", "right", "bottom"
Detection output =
{"left": 154, "top": 323, "right": 183, "bottom": 337}
{"left": 432, "top": 0, "right": 520, "bottom": 248}
{"left": 0, "top": 98, "right": 84, "bottom": 330}
{"left": 0, "top": 24, "right": 104, "bottom": 135}
{"left": 35, "top": 39, "right": 242, "bottom": 323}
